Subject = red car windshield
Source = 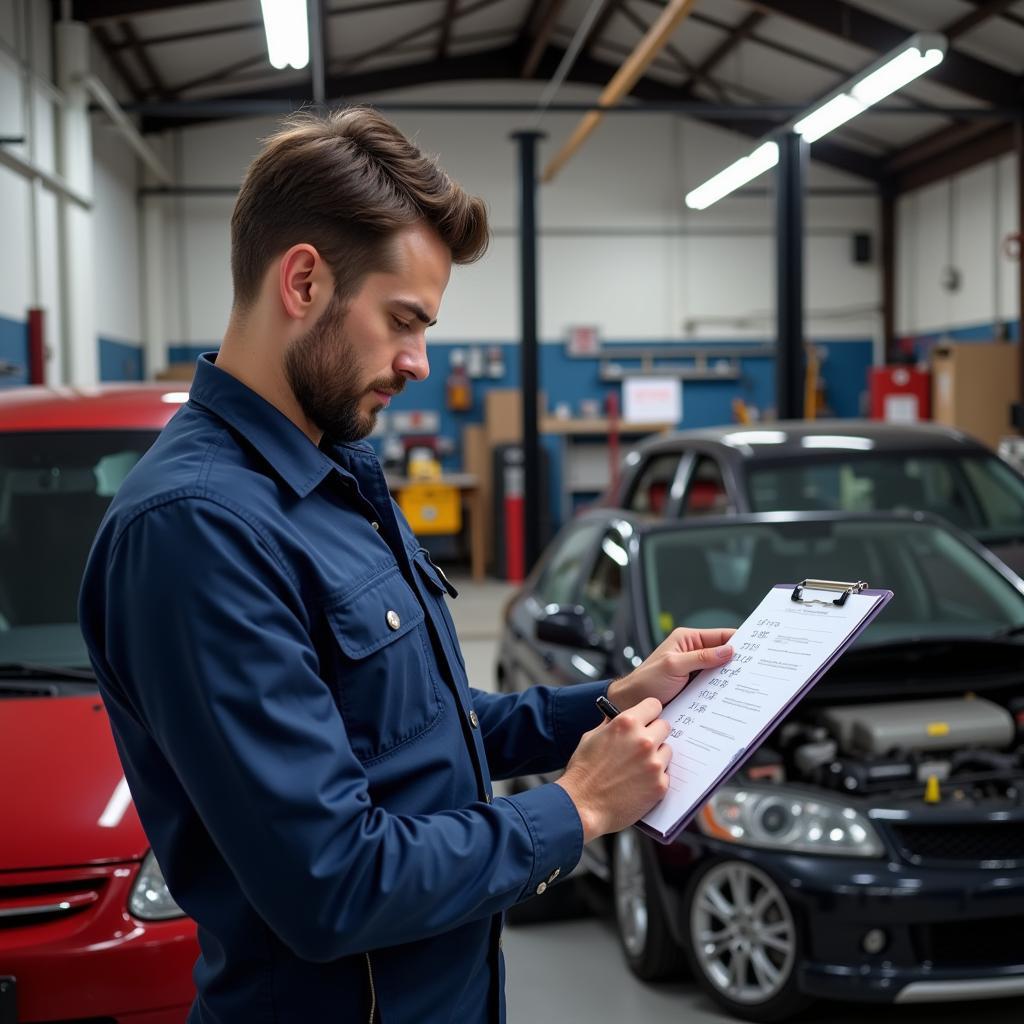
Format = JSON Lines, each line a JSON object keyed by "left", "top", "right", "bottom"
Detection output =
{"left": 0, "top": 430, "right": 159, "bottom": 670}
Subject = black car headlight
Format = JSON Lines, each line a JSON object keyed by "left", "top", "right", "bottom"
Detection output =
{"left": 697, "top": 786, "right": 884, "bottom": 857}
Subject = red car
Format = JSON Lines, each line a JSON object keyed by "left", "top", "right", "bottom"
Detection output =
{"left": 0, "top": 384, "right": 197, "bottom": 1023}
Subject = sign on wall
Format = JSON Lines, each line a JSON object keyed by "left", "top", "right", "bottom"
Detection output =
{"left": 622, "top": 376, "right": 683, "bottom": 424}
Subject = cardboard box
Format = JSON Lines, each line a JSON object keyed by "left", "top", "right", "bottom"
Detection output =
{"left": 931, "top": 342, "right": 1019, "bottom": 448}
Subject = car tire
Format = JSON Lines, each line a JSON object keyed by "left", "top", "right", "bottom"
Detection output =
{"left": 682, "top": 858, "right": 810, "bottom": 1023}
{"left": 611, "top": 827, "right": 686, "bottom": 980}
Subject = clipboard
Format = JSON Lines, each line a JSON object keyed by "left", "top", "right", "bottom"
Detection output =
{"left": 637, "top": 579, "right": 893, "bottom": 846}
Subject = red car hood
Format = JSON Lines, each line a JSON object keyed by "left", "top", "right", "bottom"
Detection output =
{"left": 0, "top": 694, "right": 148, "bottom": 870}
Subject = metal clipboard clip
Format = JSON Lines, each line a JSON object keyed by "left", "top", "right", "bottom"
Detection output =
{"left": 791, "top": 579, "right": 869, "bottom": 607}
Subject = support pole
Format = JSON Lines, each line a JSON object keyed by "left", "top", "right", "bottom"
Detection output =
{"left": 56, "top": 18, "right": 97, "bottom": 387}
{"left": 511, "top": 131, "right": 544, "bottom": 573}
{"left": 309, "top": 0, "right": 326, "bottom": 106}
{"left": 1016, "top": 118, "right": 1024, "bottom": 433}
{"left": 881, "top": 189, "right": 896, "bottom": 365}
{"left": 775, "top": 131, "right": 806, "bottom": 420}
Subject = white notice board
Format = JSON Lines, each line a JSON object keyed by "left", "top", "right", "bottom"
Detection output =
{"left": 622, "top": 377, "right": 682, "bottom": 424}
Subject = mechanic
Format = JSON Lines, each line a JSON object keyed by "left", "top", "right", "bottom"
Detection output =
{"left": 79, "top": 107, "right": 735, "bottom": 1024}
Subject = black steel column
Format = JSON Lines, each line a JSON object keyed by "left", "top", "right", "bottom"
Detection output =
{"left": 511, "top": 130, "right": 545, "bottom": 573}
{"left": 776, "top": 131, "right": 807, "bottom": 420}
{"left": 308, "top": 0, "right": 326, "bottom": 105}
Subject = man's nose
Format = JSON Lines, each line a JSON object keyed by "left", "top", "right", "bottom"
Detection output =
{"left": 395, "top": 336, "right": 429, "bottom": 382}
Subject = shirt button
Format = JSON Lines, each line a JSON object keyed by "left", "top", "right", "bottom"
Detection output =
{"left": 535, "top": 881, "right": 547, "bottom": 895}
{"left": 371, "top": 521, "right": 380, "bottom": 531}
{"left": 385, "top": 610, "right": 401, "bottom": 631}
{"left": 484, "top": 793, "right": 492, "bottom": 804}
{"left": 469, "top": 709, "right": 480, "bottom": 729}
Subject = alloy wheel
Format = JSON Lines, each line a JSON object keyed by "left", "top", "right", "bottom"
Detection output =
{"left": 690, "top": 861, "right": 797, "bottom": 1006}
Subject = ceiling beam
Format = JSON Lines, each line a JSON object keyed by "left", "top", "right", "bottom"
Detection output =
{"left": 543, "top": 0, "right": 700, "bottom": 181}
{"left": 130, "top": 37, "right": 884, "bottom": 183}
{"left": 886, "top": 123, "right": 1015, "bottom": 193}
{"left": 65, "top": 0, "right": 199, "bottom": 17}
{"left": 437, "top": 0, "right": 458, "bottom": 61}
{"left": 582, "top": 0, "right": 624, "bottom": 57}
{"left": 521, "top": 0, "right": 568, "bottom": 78}
{"left": 90, "top": 22, "right": 144, "bottom": 100}
{"left": 746, "top": 0, "right": 1023, "bottom": 106}
{"left": 555, "top": 49, "right": 885, "bottom": 181}
{"left": 947, "top": 0, "right": 1023, "bottom": 39}
{"left": 682, "top": 10, "right": 763, "bottom": 93}
{"left": 118, "top": 18, "right": 165, "bottom": 97}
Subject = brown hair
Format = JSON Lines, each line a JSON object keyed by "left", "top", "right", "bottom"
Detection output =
{"left": 230, "top": 106, "right": 489, "bottom": 310}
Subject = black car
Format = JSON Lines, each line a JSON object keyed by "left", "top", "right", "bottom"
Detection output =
{"left": 498, "top": 509, "right": 1024, "bottom": 1022}
{"left": 609, "top": 420, "right": 1024, "bottom": 576}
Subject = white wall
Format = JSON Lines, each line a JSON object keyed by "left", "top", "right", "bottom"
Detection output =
{"left": 160, "top": 80, "right": 881, "bottom": 350}
{"left": 0, "top": 0, "right": 143, "bottom": 382}
{"left": 896, "top": 152, "right": 1020, "bottom": 337}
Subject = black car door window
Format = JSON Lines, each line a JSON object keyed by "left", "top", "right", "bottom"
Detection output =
{"left": 579, "top": 530, "right": 627, "bottom": 633}
{"left": 536, "top": 522, "right": 604, "bottom": 608}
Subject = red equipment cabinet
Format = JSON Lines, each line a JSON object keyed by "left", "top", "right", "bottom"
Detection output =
{"left": 869, "top": 365, "right": 931, "bottom": 422}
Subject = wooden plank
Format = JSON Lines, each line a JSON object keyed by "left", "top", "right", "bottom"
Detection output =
{"left": 542, "top": 0, "right": 698, "bottom": 182}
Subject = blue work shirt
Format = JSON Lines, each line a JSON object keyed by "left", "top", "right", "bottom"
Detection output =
{"left": 79, "top": 354, "right": 607, "bottom": 1023}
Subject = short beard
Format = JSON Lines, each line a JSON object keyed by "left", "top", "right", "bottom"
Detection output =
{"left": 284, "top": 293, "right": 403, "bottom": 444}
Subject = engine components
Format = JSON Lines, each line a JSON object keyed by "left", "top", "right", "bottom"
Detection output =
{"left": 821, "top": 697, "right": 1014, "bottom": 756}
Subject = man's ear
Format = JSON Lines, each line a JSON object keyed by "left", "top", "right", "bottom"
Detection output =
{"left": 278, "top": 244, "right": 329, "bottom": 321}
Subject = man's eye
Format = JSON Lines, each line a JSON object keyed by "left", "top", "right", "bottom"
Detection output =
{"left": 392, "top": 316, "right": 410, "bottom": 331}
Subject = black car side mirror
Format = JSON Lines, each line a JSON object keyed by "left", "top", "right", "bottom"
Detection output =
{"left": 536, "top": 606, "right": 609, "bottom": 651}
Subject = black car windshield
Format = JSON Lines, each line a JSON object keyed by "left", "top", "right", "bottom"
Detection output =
{"left": 642, "top": 518, "right": 1024, "bottom": 647}
{"left": 0, "top": 430, "right": 157, "bottom": 670}
{"left": 745, "top": 453, "right": 1024, "bottom": 542}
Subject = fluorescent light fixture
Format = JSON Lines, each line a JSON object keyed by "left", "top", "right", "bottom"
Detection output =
{"left": 800, "top": 435, "right": 875, "bottom": 451}
{"left": 796, "top": 35, "right": 946, "bottom": 143}
{"left": 793, "top": 93, "right": 863, "bottom": 144}
{"left": 260, "top": 0, "right": 310, "bottom": 70}
{"left": 722, "top": 430, "right": 788, "bottom": 447}
{"left": 685, "top": 33, "right": 945, "bottom": 209}
{"left": 685, "top": 141, "right": 779, "bottom": 210}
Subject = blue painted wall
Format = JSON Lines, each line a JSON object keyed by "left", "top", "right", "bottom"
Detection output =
{"left": 100, "top": 337, "right": 145, "bottom": 381}
{"left": 171, "top": 336, "right": 873, "bottom": 447}
{"left": 0, "top": 315, "right": 28, "bottom": 388}
{"left": 906, "top": 319, "right": 1020, "bottom": 363}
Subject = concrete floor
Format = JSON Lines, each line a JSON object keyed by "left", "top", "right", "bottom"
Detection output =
{"left": 446, "top": 572, "right": 1024, "bottom": 1024}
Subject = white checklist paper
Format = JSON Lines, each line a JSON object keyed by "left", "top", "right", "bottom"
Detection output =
{"left": 641, "top": 584, "right": 890, "bottom": 841}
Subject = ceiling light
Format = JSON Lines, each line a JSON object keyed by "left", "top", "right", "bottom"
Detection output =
{"left": 796, "top": 38, "right": 945, "bottom": 143}
{"left": 684, "top": 33, "right": 945, "bottom": 209}
{"left": 685, "top": 141, "right": 779, "bottom": 210}
{"left": 260, "top": 0, "right": 310, "bottom": 70}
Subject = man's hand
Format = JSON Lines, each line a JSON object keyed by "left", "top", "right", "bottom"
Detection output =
{"left": 607, "top": 626, "right": 735, "bottom": 714}
{"left": 556, "top": 697, "right": 670, "bottom": 843}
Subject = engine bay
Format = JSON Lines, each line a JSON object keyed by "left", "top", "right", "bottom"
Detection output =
{"left": 748, "top": 694, "right": 1024, "bottom": 806}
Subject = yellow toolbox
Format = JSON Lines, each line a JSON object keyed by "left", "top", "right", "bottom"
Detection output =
{"left": 398, "top": 482, "right": 462, "bottom": 535}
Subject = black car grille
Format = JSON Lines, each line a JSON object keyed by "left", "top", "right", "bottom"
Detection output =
{"left": 915, "top": 915, "right": 1024, "bottom": 967}
{"left": 891, "top": 822, "right": 1024, "bottom": 865}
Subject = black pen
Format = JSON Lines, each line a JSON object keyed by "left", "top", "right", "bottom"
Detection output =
{"left": 595, "top": 695, "right": 621, "bottom": 720}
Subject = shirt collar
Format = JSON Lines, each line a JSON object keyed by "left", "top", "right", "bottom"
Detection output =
{"left": 187, "top": 352, "right": 336, "bottom": 498}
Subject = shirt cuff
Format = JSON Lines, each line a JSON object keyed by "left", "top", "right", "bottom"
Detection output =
{"left": 502, "top": 782, "right": 584, "bottom": 902}
{"left": 550, "top": 679, "right": 610, "bottom": 764}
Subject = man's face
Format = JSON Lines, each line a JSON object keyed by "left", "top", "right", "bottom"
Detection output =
{"left": 285, "top": 222, "right": 451, "bottom": 443}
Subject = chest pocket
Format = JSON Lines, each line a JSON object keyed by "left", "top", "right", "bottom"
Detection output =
{"left": 324, "top": 565, "right": 442, "bottom": 763}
